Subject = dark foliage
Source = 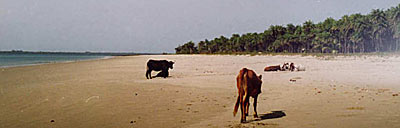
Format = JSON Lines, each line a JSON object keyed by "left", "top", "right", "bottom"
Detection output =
{"left": 176, "top": 4, "right": 400, "bottom": 54}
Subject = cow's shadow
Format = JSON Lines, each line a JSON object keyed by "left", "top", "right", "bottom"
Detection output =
{"left": 247, "top": 111, "right": 286, "bottom": 123}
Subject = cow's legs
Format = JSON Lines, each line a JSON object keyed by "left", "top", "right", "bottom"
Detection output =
{"left": 146, "top": 70, "right": 152, "bottom": 79}
{"left": 245, "top": 101, "right": 250, "bottom": 116}
{"left": 163, "top": 70, "right": 169, "bottom": 78}
{"left": 253, "top": 95, "right": 258, "bottom": 118}
{"left": 241, "top": 93, "right": 250, "bottom": 123}
{"left": 240, "top": 94, "right": 245, "bottom": 123}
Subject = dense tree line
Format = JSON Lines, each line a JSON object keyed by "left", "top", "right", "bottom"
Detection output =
{"left": 176, "top": 4, "right": 400, "bottom": 54}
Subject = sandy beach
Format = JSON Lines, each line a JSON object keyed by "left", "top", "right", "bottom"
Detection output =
{"left": 1, "top": 55, "right": 400, "bottom": 128}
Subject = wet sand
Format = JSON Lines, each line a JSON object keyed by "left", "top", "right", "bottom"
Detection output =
{"left": 1, "top": 55, "right": 400, "bottom": 128}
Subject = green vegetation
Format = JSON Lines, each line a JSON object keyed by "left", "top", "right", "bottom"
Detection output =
{"left": 176, "top": 4, "right": 400, "bottom": 54}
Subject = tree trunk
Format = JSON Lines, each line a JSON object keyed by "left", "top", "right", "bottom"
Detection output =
{"left": 362, "top": 41, "right": 365, "bottom": 53}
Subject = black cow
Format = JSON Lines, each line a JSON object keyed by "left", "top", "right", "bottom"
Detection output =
{"left": 146, "top": 59, "right": 174, "bottom": 79}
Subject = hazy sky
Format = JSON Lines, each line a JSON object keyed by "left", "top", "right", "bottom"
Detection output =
{"left": 1, "top": 0, "right": 399, "bottom": 53}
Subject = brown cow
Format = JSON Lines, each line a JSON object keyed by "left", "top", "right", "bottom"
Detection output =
{"left": 264, "top": 65, "right": 281, "bottom": 71}
{"left": 233, "top": 68, "right": 263, "bottom": 123}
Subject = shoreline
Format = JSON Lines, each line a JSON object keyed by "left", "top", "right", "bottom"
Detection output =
{"left": 0, "top": 56, "right": 115, "bottom": 69}
{"left": 2, "top": 52, "right": 398, "bottom": 69}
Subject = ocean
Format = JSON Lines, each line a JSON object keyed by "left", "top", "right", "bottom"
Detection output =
{"left": 0, "top": 53, "right": 108, "bottom": 68}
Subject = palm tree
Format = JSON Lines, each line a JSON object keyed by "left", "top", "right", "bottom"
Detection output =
{"left": 302, "top": 20, "right": 316, "bottom": 52}
{"left": 370, "top": 9, "right": 389, "bottom": 52}
{"left": 175, "top": 4, "right": 400, "bottom": 54}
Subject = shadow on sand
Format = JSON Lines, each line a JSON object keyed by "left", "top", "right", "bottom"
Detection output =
{"left": 247, "top": 111, "right": 286, "bottom": 123}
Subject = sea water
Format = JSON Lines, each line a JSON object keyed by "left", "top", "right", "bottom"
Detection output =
{"left": 0, "top": 53, "right": 107, "bottom": 67}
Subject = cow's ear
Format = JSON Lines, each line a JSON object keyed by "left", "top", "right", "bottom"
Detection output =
{"left": 259, "top": 75, "right": 262, "bottom": 79}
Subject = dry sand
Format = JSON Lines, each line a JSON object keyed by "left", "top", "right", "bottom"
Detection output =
{"left": 1, "top": 55, "right": 400, "bottom": 128}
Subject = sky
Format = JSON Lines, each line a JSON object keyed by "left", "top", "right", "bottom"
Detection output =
{"left": 0, "top": 0, "right": 399, "bottom": 53}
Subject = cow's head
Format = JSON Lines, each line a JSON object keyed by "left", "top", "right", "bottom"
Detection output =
{"left": 168, "top": 61, "right": 174, "bottom": 69}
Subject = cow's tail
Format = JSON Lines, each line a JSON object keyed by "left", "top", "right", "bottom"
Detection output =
{"left": 233, "top": 94, "right": 240, "bottom": 116}
{"left": 233, "top": 68, "right": 248, "bottom": 116}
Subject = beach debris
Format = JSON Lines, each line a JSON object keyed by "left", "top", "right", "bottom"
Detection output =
{"left": 130, "top": 121, "right": 135, "bottom": 124}
{"left": 85, "top": 96, "right": 99, "bottom": 103}
{"left": 317, "top": 91, "right": 322, "bottom": 93}
{"left": 289, "top": 79, "right": 296, "bottom": 82}
{"left": 393, "top": 93, "right": 399, "bottom": 97}
{"left": 257, "top": 122, "right": 279, "bottom": 126}
{"left": 135, "top": 93, "right": 138, "bottom": 96}
{"left": 204, "top": 70, "right": 214, "bottom": 74}
{"left": 360, "top": 88, "right": 368, "bottom": 92}
{"left": 378, "top": 88, "right": 390, "bottom": 93}
{"left": 50, "top": 120, "right": 55, "bottom": 123}
{"left": 346, "top": 107, "right": 365, "bottom": 110}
